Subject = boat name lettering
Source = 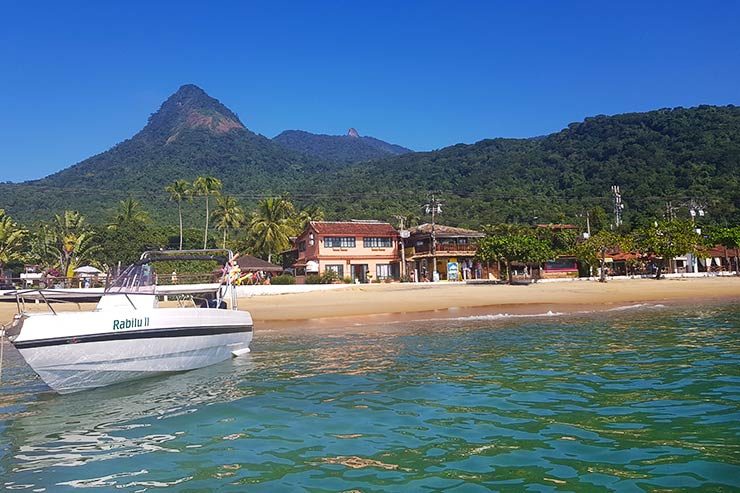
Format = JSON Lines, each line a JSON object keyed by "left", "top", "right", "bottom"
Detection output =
{"left": 113, "top": 317, "right": 150, "bottom": 330}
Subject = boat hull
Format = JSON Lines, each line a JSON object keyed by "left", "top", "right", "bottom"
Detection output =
{"left": 16, "top": 328, "right": 252, "bottom": 393}
{"left": 11, "top": 307, "right": 253, "bottom": 394}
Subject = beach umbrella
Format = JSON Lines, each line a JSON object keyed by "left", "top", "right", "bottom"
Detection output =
{"left": 73, "top": 265, "right": 102, "bottom": 277}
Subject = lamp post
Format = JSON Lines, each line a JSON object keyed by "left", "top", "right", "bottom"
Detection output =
{"left": 424, "top": 193, "right": 442, "bottom": 282}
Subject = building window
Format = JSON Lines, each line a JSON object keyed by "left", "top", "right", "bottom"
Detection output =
{"left": 298, "top": 241, "right": 306, "bottom": 252}
{"left": 324, "top": 237, "right": 356, "bottom": 248}
{"left": 325, "top": 264, "right": 344, "bottom": 278}
{"left": 376, "top": 264, "right": 391, "bottom": 280}
{"left": 363, "top": 237, "right": 393, "bottom": 248}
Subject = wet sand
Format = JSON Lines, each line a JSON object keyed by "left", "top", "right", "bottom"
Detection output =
{"left": 2, "top": 277, "right": 739, "bottom": 330}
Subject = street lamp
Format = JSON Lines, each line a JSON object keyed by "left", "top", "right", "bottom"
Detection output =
{"left": 423, "top": 193, "right": 442, "bottom": 281}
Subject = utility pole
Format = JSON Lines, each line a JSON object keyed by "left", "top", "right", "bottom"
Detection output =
{"left": 394, "top": 215, "right": 409, "bottom": 280}
{"left": 580, "top": 210, "right": 591, "bottom": 239}
{"left": 611, "top": 185, "right": 624, "bottom": 228}
{"left": 424, "top": 193, "right": 443, "bottom": 281}
{"left": 688, "top": 200, "right": 706, "bottom": 225}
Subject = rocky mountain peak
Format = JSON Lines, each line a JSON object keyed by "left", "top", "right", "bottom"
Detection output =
{"left": 141, "top": 84, "right": 245, "bottom": 143}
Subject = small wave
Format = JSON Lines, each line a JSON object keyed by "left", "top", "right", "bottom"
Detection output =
{"left": 447, "top": 310, "right": 565, "bottom": 321}
{"left": 607, "top": 303, "right": 666, "bottom": 312}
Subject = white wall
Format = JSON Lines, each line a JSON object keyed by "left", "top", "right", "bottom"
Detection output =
{"left": 235, "top": 284, "right": 352, "bottom": 297}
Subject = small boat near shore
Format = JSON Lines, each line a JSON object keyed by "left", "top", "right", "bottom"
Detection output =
{"left": 1, "top": 250, "right": 253, "bottom": 394}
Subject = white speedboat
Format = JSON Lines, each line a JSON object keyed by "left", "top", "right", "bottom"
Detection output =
{"left": 2, "top": 250, "right": 253, "bottom": 394}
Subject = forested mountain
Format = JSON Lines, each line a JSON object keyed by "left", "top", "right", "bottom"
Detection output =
{"left": 273, "top": 128, "right": 412, "bottom": 164}
{"left": 38, "top": 84, "right": 336, "bottom": 190}
{"left": 1, "top": 85, "right": 333, "bottom": 223}
{"left": 322, "top": 105, "right": 740, "bottom": 228}
{"left": 0, "top": 83, "right": 737, "bottom": 231}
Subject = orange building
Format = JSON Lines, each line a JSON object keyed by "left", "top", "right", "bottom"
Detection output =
{"left": 292, "top": 221, "right": 400, "bottom": 282}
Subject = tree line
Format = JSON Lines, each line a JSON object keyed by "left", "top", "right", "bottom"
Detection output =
{"left": 1, "top": 175, "right": 738, "bottom": 283}
{"left": 0, "top": 175, "right": 324, "bottom": 279}
{"left": 475, "top": 221, "right": 740, "bottom": 282}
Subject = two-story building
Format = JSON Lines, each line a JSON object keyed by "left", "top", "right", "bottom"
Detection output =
{"left": 292, "top": 221, "right": 401, "bottom": 283}
{"left": 405, "top": 224, "right": 486, "bottom": 281}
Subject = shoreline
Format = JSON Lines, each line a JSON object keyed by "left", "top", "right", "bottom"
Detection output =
{"left": 245, "top": 277, "right": 740, "bottom": 330}
{"left": 1, "top": 277, "right": 738, "bottom": 332}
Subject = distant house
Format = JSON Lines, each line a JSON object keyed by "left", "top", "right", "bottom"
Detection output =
{"left": 405, "top": 224, "right": 486, "bottom": 281}
{"left": 291, "top": 221, "right": 401, "bottom": 282}
{"left": 537, "top": 223, "right": 580, "bottom": 279}
{"left": 698, "top": 246, "right": 740, "bottom": 273}
{"left": 541, "top": 257, "right": 579, "bottom": 279}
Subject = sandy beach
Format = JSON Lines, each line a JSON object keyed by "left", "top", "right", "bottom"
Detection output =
{"left": 4, "top": 277, "right": 737, "bottom": 330}
{"left": 244, "top": 277, "right": 740, "bottom": 328}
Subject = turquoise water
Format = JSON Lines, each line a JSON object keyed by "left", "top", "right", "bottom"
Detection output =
{"left": 1, "top": 304, "right": 739, "bottom": 491}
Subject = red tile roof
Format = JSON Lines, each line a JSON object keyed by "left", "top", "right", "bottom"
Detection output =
{"left": 611, "top": 252, "right": 639, "bottom": 261}
{"left": 310, "top": 221, "right": 398, "bottom": 236}
{"left": 707, "top": 245, "right": 740, "bottom": 257}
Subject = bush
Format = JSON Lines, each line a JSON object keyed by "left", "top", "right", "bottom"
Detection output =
{"left": 271, "top": 274, "right": 295, "bottom": 285}
{"left": 320, "top": 270, "right": 339, "bottom": 284}
{"left": 305, "top": 274, "right": 322, "bottom": 284}
{"left": 342, "top": 276, "right": 352, "bottom": 284}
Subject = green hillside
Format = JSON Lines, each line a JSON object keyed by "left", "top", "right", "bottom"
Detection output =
{"left": 0, "top": 84, "right": 737, "bottom": 230}
{"left": 320, "top": 105, "right": 740, "bottom": 228}
{"left": 273, "top": 129, "right": 411, "bottom": 164}
{"left": 0, "top": 85, "right": 331, "bottom": 225}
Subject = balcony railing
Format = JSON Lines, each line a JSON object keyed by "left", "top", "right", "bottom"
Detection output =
{"left": 414, "top": 243, "right": 477, "bottom": 254}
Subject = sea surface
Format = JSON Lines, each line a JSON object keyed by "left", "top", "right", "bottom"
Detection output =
{"left": 1, "top": 304, "right": 739, "bottom": 492}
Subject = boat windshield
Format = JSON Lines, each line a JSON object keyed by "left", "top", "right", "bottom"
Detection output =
{"left": 106, "top": 263, "right": 156, "bottom": 294}
{"left": 105, "top": 250, "right": 233, "bottom": 296}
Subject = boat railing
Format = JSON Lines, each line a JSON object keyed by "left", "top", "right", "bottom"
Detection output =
{"left": 3, "top": 288, "right": 106, "bottom": 316}
{"left": 3, "top": 283, "right": 238, "bottom": 316}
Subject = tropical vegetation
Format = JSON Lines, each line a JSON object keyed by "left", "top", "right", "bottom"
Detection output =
{"left": 573, "top": 230, "right": 631, "bottom": 282}
{"left": 632, "top": 220, "right": 703, "bottom": 279}
{"left": 0, "top": 209, "right": 27, "bottom": 273}
{"left": 165, "top": 179, "right": 192, "bottom": 249}
{"left": 476, "top": 225, "right": 554, "bottom": 283}
{"left": 192, "top": 175, "right": 223, "bottom": 249}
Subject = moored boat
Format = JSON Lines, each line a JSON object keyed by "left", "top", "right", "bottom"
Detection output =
{"left": 1, "top": 250, "right": 253, "bottom": 393}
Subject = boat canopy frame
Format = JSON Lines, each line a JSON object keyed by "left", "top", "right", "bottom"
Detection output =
{"left": 106, "top": 249, "right": 239, "bottom": 310}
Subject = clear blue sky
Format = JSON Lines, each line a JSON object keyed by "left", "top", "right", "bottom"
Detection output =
{"left": 1, "top": 1, "right": 738, "bottom": 182}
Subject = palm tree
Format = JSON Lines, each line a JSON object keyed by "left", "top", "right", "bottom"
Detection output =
{"left": 0, "top": 209, "right": 27, "bottom": 274}
{"left": 248, "top": 197, "right": 295, "bottom": 263}
{"left": 192, "top": 176, "right": 223, "bottom": 249}
{"left": 211, "top": 195, "right": 245, "bottom": 249}
{"left": 293, "top": 204, "right": 325, "bottom": 233}
{"left": 108, "top": 198, "right": 150, "bottom": 230}
{"left": 50, "top": 211, "right": 101, "bottom": 279}
{"left": 165, "top": 179, "right": 192, "bottom": 249}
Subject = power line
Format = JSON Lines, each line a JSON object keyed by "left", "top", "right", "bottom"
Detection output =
{"left": 0, "top": 182, "right": 710, "bottom": 204}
